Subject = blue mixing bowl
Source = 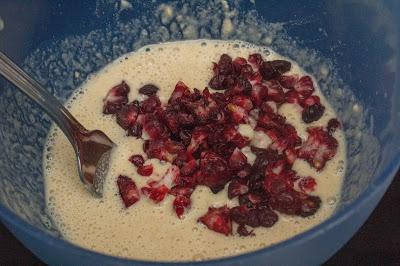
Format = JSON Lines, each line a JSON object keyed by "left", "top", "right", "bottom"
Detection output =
{"left": 0, "top": 0, "right": 399, "bottom": 265}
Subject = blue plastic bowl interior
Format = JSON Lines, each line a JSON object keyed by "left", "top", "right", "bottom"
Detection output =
{"left": 0, "top": 1, "right": 399, "bottom": 265}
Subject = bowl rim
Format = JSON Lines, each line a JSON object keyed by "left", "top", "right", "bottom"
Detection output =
{"left": 0, "top": 151, "right": 399, "bottom": 265}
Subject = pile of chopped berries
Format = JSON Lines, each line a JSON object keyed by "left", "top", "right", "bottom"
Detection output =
{"left": 103, "top": 53, "right": 340, "bottom": 236}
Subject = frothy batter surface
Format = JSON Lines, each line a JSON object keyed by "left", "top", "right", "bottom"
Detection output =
{"left": 44, "top": 40, "right": 345, "bottom": 261}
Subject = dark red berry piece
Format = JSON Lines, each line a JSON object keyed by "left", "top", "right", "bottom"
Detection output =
{"left": 299, "top": 195, "right": 321, "bottom": 217}
{"left": 294, "top": 76, "right": 314, "bottom": 97}
{"left": 248, "top": 53, "right": 264, "bottom": 69}
{"left": 169, "top": 81, "right": 190, "bottom": 103}
{"left": 260, "top": 60, "right": 291, "bottom": 80}
{"left": 237, "top": 224, "right": 254, "bottom": 237}
{"left": 142, "top": 115, "right": 170, "bottom": 140}
{"left": 169, "top": 186, "right": 194, "bottom": 218}
{"left": 298, "top": 176, "right": 317, "bottom": 193}
{"left": 257, "top": 207, "right": 278, "bottom": 227}
{"left": 117, "top": 175, "right": 140, "bottom": 208}
{"left": 139, "top": 84, "right": 159, "bottom": 96}
{"left": 239, "top": 193, "right": 263, "bottom": 208}
{"left": 137, "top": 164, "right": 153, "bottom": 176}
{"left": 180, "top": 159, "right": 198, "bottom": 176}
{"left": 196, "top": 151, "right": 231, "bottom": 193}
{"left": 265, "top": 80, "right": 285, "bottom": 103}
{"left": 129, "top": 154, "right": 145, "bottom": 167}
{"left": 198, "top": 206, "right": 232, "bottom": 236}
{"left": 127, "top": 123, "right": 143, "bottom": 138}
{"left": 208, "top": 75, "right": 225, "bottom": 90}
{"left": 103, "top": 81, "right": 130, "bottom": 114}
{"left": 279, "top": 74, "right": 299, "bottom": 89}
{"left": 173, "top": 195, "right": 191, "bottom": 219}
{"left": 269, "top": 189, "right": 302, "bottom": 215}
{"left": 302, "top": 95, "right": 321, "bottom": 107}
{"left": 116, "top": 102, "right": 139, "bottom": 130}
{"left": 230, "top": 205, "right": 260, "bottom": 227}
{"left": 327, "top": 118, "right": 341, "bottom": 135}
{"left": 231, "top": 95, "right": 253, "bottom": 111}
{"left": 251, "top": 83, "right": 268, "bottom": 106}
{"left": 216, "top": 54, "right": 233, "bottom": 75}
{"left": 302, "top": 104, "right": 325, "bottom": 123}
{"left": 298, "top": 127, "right": 338, "bottom": 170}
{"left": 232, "top": 57, "right": 247, "bottom": 74}
{"left": 141, "top": 182, "right": 170, "bottom": 203}
{"left": 140, "top": 95, "right": 161, "bottom": 113}
{"left": 228, "top": 179, "right": 249, "bottom": 199}
{"left": 229, "top": 148, "right": 248, "bottom": 171}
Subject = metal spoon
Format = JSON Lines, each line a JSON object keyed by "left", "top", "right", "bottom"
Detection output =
{"left": 0, "top": 52, "right": 114, "bottom": 197}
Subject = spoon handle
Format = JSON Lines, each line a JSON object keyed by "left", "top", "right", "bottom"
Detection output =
{"left": 0, "top": 52, "right": 84, "bottom": 142}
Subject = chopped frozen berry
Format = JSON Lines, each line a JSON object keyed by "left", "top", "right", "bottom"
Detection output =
{"left": 257, "top": 207, "right": 278, "bottom": 227}
{"left": 169, "top": 186, "right": 194, "bottom": 197}
{"left": 228, "top": 178, "right": 249, "bottom": 199}
{"left": 237, "top": 164, "right": 252, "bottom": 178}
{"left": 327, "top": 118, "right": 341, "bottom": 135}
{"left": 239, "top": 193, "right": 263, "bottom": 208}
{"left": 103, "top": 81, "right": 130, "bottom": 114}
{"left": 302, "top": 104, "right": 325, "bottom": 123}
{"left": 169, "top": 187, "right": 194, "bottom": 213}
{"left": 298, "top": 176, "right": 317, "bottom": 193}
{"left": 231, "top": 95, "right": 253, "bottom": 111}
{"left": 285, "top": 148, "right": 297, "bottom": 165}
{"left": 169, "top": 81, "right": 190, "bottom": 103}
{"left": 198, "top": 206, "right": 232, "bottom": 236}
{"left": 116, "top": 102, "right": 139, "bottom": 130}
{"left": 140, "top": 95, "right": 161, "bottom": 113}
{"left": 137, "top": 164, "right": 153, "bottom": 176}
{"left": 248, "top": 53, "right": 263, "bottom": 69}
{"left": 208, "top": 75, "right": 225, "bottom": 90}
{"left": 251, "top": 83, "right": 268, "bottom": 106}
{"left": 161, "top": 165, "right": 181, "bottom": 188}
{"left": 117, "top": 175, "right": 140, "bottom": 208}
{"left": 237, "top": 224, "right": 254, "bottom": 237}
{"left": 261, "top": 101, "right": 278, "bottom": 114}
{"left": 299, "top": 194, "right": 321, "bottom": 217}
{"left": 285, "top": 90, "right": 302, "bottom": 104}
{"left": 187, "top": 127, "right": 208, "bottom": 154}
{"left": 264, "top": 174, "right": 293, "bottom": 195}
{"left": 129, "top": 154, "right": 145, "bottom": 167}
{"left": 228, "top": 148, "right": 248, "bottom": 171}
{"left": 232, "top": 57, "right": 247, "bottom": 74}
{"left": 302, "top": 95, "right": 321, "bottom": 107}
{"left": 139, "top": 84, "right": 159, "bottom": 95}
{"left": 260, "top": 60, "right": 291, "bottom": 80}
{"left": 141, "top": 181, "right": 169, "bottom": 203}
{"left": 294, "top": 76, "right": 314, "bottom": 97}
{"left": 279, "top": 74, "right": 299, "bottom": 89}
{"left": 173, "top": 195, "right": 191, "bottom": 218}
{"left": 197, "top": 151, "right": 231, "bottom": 193}
{"left": 230, "top": 205, "right": 260, "bottom": 227}
{"left": 142, "top": 115, "right": 170, "bottom": 139}
{"left": 265, "top": 80, "right": 285, "bottom": 103}
{"left": 269, "top": 189, "right": 302, "bottom": 215}
{"left": 240, "top": 64, "right": 254, "bottom": 79}
{"left": 226, "top": 104, "right": 248, "bottom": 123}
{"left": 127, "top": 123, "right": 143, "bottom": 138}
{"left": 216, "top": 54, "right": 233, "bottom": 75}
{"left": 298, "top": 127, "right": 338, "bottom": 170}
{"left": 229, "top": 77, "right": 252, "bottom": 95}
{"left": 180, "top": 159, "right": 198, "bottom": 176}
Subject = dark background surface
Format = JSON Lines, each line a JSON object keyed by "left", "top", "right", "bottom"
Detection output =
{"left": 0, "top": 172, "right": 399, "bottom": 265}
